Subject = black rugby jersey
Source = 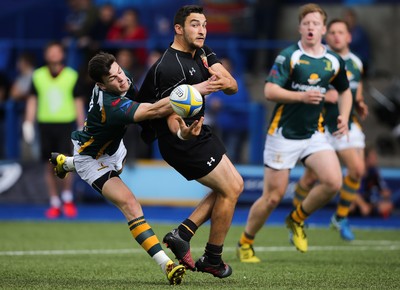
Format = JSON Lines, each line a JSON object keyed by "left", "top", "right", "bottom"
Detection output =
{"left": 136, "top": 45, "right": 219, "bottom": 139}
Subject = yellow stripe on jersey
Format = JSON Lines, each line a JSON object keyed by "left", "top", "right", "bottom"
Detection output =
{"left": 78, "top": 137, "right": 95, "bottom": 153}
{"left": 101, "top": 105, "right": 106, "bottom": 123}
{"left": 268, "top": 105, "right": 284, "bottom": 135}
{"left": 317, "top": 113, "right": 325, "bottom": 133}
{"left": 96, "top": 140, "right": 113, "bottom": 159}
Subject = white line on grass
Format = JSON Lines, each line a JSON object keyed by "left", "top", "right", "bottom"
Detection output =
{"left": 1, "top": 241, "right": 399, "bottom": 256}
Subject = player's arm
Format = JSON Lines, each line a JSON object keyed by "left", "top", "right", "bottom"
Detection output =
{"left": 133, "top": 97, "right": 173, "bottom": 122}
{"left": 264, "top": 82, "right": 324, "bottom": 105}
{"left": 207, "top": 62, "right": 238, "bottom": 95}
{"left": 324, "top": 88, "right": 339, "bottom": 104}
{"left": 355, "top": 82, "right": 368, "bottom": 120}
{"left": 21, "top": 94, "right": 37, "bottom": 144}
{"left": 334, "top": 88, "right": 353, "bottom": 137}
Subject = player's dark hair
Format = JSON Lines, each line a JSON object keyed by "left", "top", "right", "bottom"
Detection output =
{"left": 88, "top": 51, "right": 116, "bottom": 83}
{"left": 173, "top": 5, "right": 204, "bottom": 27}
{"left": 327, "top": 18, "right": 350, "bottom": 32}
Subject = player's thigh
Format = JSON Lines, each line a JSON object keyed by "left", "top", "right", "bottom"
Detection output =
{"left": 337, "top": 147, "right": 365, "bottom": 177}
{"left": 197, "top": 154, "right": 243, "bottom": 197}
{"left": 304, "top": 150, "right": 342, "bottom": 187}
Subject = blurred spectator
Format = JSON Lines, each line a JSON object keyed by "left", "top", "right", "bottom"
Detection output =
{"left": 206, "top": 57, "right": 250, "bottom": 164}
{"left": 351, "top": 145, "right": 399, "bottom": 218}
{"left": 248, "top": 0, "right": 284, "bottom": 73}
{"left": 87, "top": 3, "right": 116, "bottom": 53}
{"left": 106, "top": 8, "right": 148, "bottom": 67}
{"left": 115, "top": 47, "right": 143, "bottom": 81}
{"left": 10, "top": 52, "right": 36, "bottom": 102}
{"left": 343, "top": 8, "right": 371, "bottom": 76}
{"left": 24, "top": 41, "right": 85, "bottom": 219}
{"left": 74, "top": 64, "right": 94, "bottom": 110}
{"left": 63, "top": 0, "right": 99, "bottom": 68}
{"left": 136, "top": 48, "right": 164, "bottom": 88}
{"left": 64, "top": 0, "right": 98, "bottom": 45}
{"left": 9, "top": 52, "right": 39, "bottom": 161}
{"left": 114, "top": 48, "right": 153, "bottom": 161}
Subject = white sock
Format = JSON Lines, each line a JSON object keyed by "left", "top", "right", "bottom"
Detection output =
{"left": 50, "top": 196, "right": 62, "bottom": 208}
{"left": 61, "top": 190, "right": 73, "bottom": 203}
{"left": 153, "top": 251, "right": 172, "bottom": 273}
{"left": 63, "top": 157, "right": 76, "bottom": 172}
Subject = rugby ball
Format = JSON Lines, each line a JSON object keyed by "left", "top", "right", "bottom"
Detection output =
{"left": 169, "top": 84, "right": 203, "bottom": 118}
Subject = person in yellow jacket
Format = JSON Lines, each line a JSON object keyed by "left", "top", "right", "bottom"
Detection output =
{"left": 24, "top": 41, "right": 85, "bottom": 219}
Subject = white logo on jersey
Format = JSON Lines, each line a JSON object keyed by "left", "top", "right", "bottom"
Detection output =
{"left": 275, "top": 55, "right": 286, "bottom": 64}
{"left": 207, "top": 157, "right": 215, "bottom": 167}
{"left": 189, "top": 67, "right": 196, "bottom": 76}
{"left": 291, "top": 82, "right": 326, "bottom": 94}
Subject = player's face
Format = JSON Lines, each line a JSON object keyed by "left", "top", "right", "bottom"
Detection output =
{"left": 99, "top": 62, "right": 130, "bottom": 94}
{"left": 326, "top": 22, "right": 351, "bottom": 54}
{"left": 182, "top": 13, "right": 207, "bottom": 49}
{"left": 299, "top": 12, "right": 326, "bottom": 46}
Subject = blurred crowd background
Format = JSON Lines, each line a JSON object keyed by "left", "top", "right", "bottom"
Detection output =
{"left": 0, "top": 0, "right": 399, "bottom": 214}
{"left": 1, "top": 0, "right": 400, "bottom": 164}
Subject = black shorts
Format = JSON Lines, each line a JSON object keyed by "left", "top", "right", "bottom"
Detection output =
{"left": 158, "top": 125, "right": 226, "bottom": 180}
{"left": 38, "top": 122, "right": 74, "bottom": 161}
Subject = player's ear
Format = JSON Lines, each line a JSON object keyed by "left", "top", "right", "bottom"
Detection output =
{"left": 174, "top": 24, "right": 183, "bottom": 35}
{"left": 321, "top": 25, "right": 327, "bottom": 36}
{"left": 97, "top": 82, "right": 106, "bottom": 91}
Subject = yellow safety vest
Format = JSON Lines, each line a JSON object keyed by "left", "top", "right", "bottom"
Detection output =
{"left": 32, "top": 66, "right": 78, "bottom": 123}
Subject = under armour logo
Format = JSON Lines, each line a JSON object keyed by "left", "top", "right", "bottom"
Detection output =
{"left": 189, "top": 67, "right": 196, "bottom": 75}
{"left": 207, "top": 157, "right": 216, "bottom": 167}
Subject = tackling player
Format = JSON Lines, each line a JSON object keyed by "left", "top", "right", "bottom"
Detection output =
{"left": 50, "top": 52, "right": 190, "bottom": 285}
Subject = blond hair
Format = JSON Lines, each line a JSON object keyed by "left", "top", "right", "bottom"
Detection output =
{"left": 298, "top": 3, "right": 327, "bottom": 25}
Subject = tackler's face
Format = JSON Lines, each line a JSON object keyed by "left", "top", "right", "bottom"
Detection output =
{"left": 99, "top": 62, "right": 130, "bottom": 95}
{"left": 299, "top": 12, "right": 326, "bottom": 46}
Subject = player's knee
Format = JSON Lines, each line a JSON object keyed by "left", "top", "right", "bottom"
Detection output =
{"left": 235, "top": 175, "right": 244, "bottom": 196}
{"left": 266, "top": 194, "right": 282, "bottom": 209}
{"left": 119, "top": 198, "right": 141, "bottom": 217}
{"left": 324, "top": 177, "right": 342, "bottom": 194}
{"left": 267, "top": 198, "right": 280, "bottom": 209}
{"left": 348, "top": 164, "right": 365, "bottom": 181}
{"left": 224, "top": 175, "right": 244, "bottom": 202}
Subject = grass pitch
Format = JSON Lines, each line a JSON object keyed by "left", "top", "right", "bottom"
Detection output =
{"left": 1, "top": 221, "right": 399, "bottom": 289}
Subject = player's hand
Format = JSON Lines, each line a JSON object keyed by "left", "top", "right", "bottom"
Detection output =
{"left": 193, "top": 80, "right": 217, "bottom": 96}
{"left": 302, "top": 90, "right": 325, "bottom": 105}
{"left": 333, "top": 115, "right": 349, "bottom": 140}
{"left": 207, "top": 67, "right": 230, "bottom": 91}
{"left": 356, "top": 101, "right": 369, "bottom": 120}
{"left": 176, "top": 116, "right": 204, "bottom": 140}
{"left": 22, "top": 121, "right": 35, "bottom": 144}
